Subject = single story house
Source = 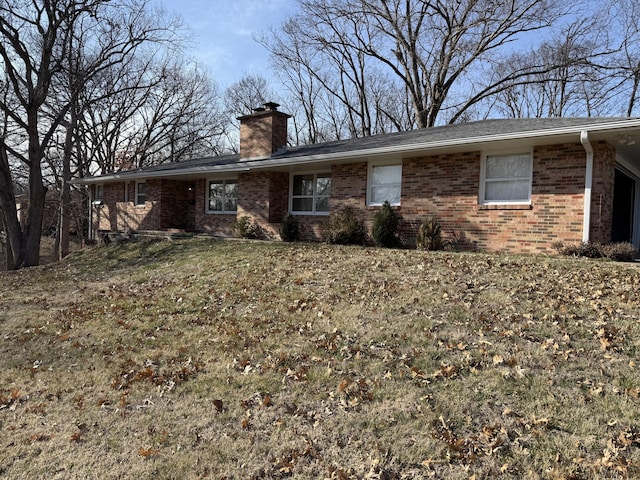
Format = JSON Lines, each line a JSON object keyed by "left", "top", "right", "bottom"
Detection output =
{"left": 75, "top": 103, "right": 640, "bottom": 254}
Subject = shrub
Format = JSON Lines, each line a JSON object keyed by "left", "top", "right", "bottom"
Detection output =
{"left": 553, "top": 241, "right": 638, "bottom": 262}
{"left": 232, "top": 216, "right": 262, "bottom": 239}
{"left": 279, "top": 214, "right": 300, "bottom": 242}
{"left": 553, "top": 241, "right": 602, "bottom": 258}
{"left": 599, "top": 242, "right": 638, "bottom": 262}
{"left": 416, "top": 217, "right": 447, "bottom": 251}
{"left": 371, "top": 201, "right": 400, "bottom": 248}
{"left": 322, "top": 206, "right": 366, "bottom": 245}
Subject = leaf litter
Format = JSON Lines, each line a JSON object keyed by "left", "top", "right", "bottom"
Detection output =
{"left": 0, "top": 238, "right": 639, "bottom": 478}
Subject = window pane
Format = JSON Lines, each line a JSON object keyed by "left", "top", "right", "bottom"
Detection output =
{"left": 225, "top": 181, "right": 237, "bottom": 212}
{"left": 371, "top": 185, "right": 401, "bottom": 205}
{"left": 209, "top": 182, "right": 223, "bottom": 211}
{"left": 372, "top": 165, "right": 402, "bottom": 185}
{"left": 292, "top": 197, "right": 313, "bottom": 211}
{"left": 316, "top": 175, "right": 331, "bottom": 197}
{"left": 486, "top": 155, "right": 530, "bottom": 179}
{"left": 224, "top": 197, "right": 237, "bottom": 212}
{"left": 316, "top": 196, "right": 330, "bottom": 212}
{"left": 136, "top": 182, "right": 146, "bottom": 205}
{"left": 293, "top": 174, "right": 314, "bottom": 196}
{"left": 485, "top": 180, "right": 530, "bottom": 201}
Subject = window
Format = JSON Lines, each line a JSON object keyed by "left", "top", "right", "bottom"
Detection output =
{"left": 368, "top": 163, "right": 402, "bottom": 206}
{"left": 135, "top": 181, "right": 146, "bottom": 206}
{"left": 480, "top": 153, "right": 532, "bottom": 204}
{"left": 95, "top": 184, "right": 104, "bottom": 202}
{"left": 290, "top": 172, "right": 331, "bottom": 214}
{"left": 208, "top": 179, "right": 237, "bottom": 213}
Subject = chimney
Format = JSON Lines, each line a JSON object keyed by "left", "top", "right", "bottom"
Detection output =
{"left": 237, "top": 102, "right": 291, "bottom": 159}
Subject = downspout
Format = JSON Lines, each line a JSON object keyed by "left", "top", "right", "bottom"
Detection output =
{"left": 580, "top": 131, "right": 593, "bottom": 243}
{"left": 88, "top": 186, "right": 94, "bottom": 242}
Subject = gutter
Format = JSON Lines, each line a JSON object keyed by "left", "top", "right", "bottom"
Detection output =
{"left": 580, "top": 131, "right": 593, "bottom": 243}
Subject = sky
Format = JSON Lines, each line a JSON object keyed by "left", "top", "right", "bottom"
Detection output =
{"left": 155, "top": 0, "right": 299, "bottom": 88}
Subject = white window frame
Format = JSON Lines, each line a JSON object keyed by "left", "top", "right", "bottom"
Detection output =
{"left": 207, "top": 178, "right": 238, "bottom": 214}
{"left": 135, "top": 181, "right": 146, "bottom": 206}
{"left": 289, "top": 171, "right": 331, "bottom": 215}
{"left": 367, "top": 161, "right": 402, "bottom": 206}
{"left": 479, "top": 151, "right": 533, "bottom": 205}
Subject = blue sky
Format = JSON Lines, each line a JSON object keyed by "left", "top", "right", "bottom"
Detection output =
{"left": 155, "top": 0, "right": 298, "bottom": 88}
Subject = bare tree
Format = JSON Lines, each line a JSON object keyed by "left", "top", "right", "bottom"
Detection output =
{"left": 264, "top": 0, "right": 572, "bottom": 130}
{"left": 605, "top": 0, "right": 640, "bottom": 117}
{"left": 222, "top": 74, "right": 275, "bottom": 152}
{"left": 262, "top": 12, "right": 411, "bottom": 141}
{"left": 0, "top": 0, "right": 89, "bottom": 268}
{"left": 0, "top": 0, "right": 185, "bottom": 268}
{"left": 489, "top": 17, "right": 612, "bottom": 119}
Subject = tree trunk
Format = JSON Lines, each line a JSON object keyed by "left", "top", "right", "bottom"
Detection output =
{"left": 21, "top": 117, "right": 47, "bottom": 268}
{"left": 0, "top": 141, "right": 21, "bottom": 270}
{"left": 59, "top": 104, "right": 77, "bottom": 260}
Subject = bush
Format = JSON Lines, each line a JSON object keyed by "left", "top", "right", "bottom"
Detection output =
{"left": 322, "top": 206, "right": 366, "bottom": 245}
{"left": 416, "top": 217, "right": 447, "bottom": 251}
{"left": 599, "top": 242, "right": 638, "bottom": 262}
{"left": 279, "top": 214, "right": 300, "bottom": 242}
{"left": 371, "top": 201, "right": 400, "bottom": 248}
{"left": 553, "top": 241, "right": 602, "bottom": 258}
{"left": 553, "top": 241, "right": 638, "bottom": 262}
{"left": 232, "top": 216, "right": 262, "bottom": 239}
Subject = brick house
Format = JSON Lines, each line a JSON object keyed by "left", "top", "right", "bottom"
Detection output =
{"left": 76, "top": 103, "right": 640, "bottom": 254}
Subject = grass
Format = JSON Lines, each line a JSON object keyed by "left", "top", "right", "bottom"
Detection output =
{"left": 1, "top": 238, "right": 639, "bottom": 479}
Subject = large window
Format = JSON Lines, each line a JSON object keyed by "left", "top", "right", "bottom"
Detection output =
{"left": 135, "top": 181, "right": 146, "bottom": 206}
{"left": 480, "top": 153, "right": 532, "bottom": 204}
{"left": 208, "top": 179, "right": 237, "bottom": 213}
{"left": 368, "top": 163, "right": 402, "bottom": 206}
{"left": 290, "top": 172, "right": 331, "bottom": 214}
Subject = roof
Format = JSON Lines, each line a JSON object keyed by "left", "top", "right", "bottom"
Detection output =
{"left": 75, "top": 117, "right": 640, "bottom": 184}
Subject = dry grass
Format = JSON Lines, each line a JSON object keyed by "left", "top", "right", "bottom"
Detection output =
{"left": 1, "top": 238, "right": 639, "bottom": 479}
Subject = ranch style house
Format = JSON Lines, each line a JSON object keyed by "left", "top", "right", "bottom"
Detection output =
{"left": 76, "top": 103, "right": 640, "bottom": 254}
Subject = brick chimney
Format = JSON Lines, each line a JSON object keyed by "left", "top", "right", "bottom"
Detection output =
{"left": 237, "top": 102, "right": 290, "bottom": 159}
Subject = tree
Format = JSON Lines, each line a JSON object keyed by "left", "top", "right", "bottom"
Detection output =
{"left": 489, "top": 17, "right": 613, "bottom": 119}
{"left": 264, "top": 0, "right": 571, "bottom": 131}
{"left": 223, "top": 74, "right": 275, "bottom": 152}
{"left": 0, "top": 0, "right": 214, "bottom": 267}
{"left": 603, "top": 0, "right": 640, "bottom": 117}
{"left": 0, "top": 0, "right": 88, "bottom": 269}
{"left": 262, "top": 13, "right": 412, "bottom": 142}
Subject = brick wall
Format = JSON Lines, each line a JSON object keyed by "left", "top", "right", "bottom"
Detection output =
{"left": 590, "top": 142, "right": 616, "bottom": 244}
{"left": 320, "top": 144, "right": 606, "bottom": 254}
{"left": 194, "top": 179, "right": 236, "bottom": 236}
{"left": 94, "top": 141, "right": 616, "bottom": 254}
{"left": 238, "top": 110, "right": 290, "bottom": 159}
{"left": 236, "top": 171, "right": 288, "bottom": 239}
{"left": 95, "top": 181, "right": 161, "bottom": 232}
{"left": 396, "top": 144, "right": 595, "bottom": 253}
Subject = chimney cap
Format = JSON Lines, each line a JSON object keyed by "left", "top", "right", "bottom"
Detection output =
{"left": 263, "top": 102, "right": 280, "bottom": 111}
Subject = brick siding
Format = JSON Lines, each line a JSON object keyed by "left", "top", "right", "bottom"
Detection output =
{"left": 193, "top": 179, "right": 236, "bottom": 236}
{"left": 238, "top": 110, "right": 289, "bottom": 159}
{"left": 95, "top": 181, "right": 161, "bottom": 232}
{"left": 93, "top": 141, "right": 617, "bottom": 254}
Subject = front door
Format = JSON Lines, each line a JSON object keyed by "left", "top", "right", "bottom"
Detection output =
{"left": 611, "top": 168, "right": 638, "bottom": 247}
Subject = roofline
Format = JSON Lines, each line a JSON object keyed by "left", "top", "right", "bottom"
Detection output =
{"left": 73, "top": 118, "right": 640, "bottom": 185}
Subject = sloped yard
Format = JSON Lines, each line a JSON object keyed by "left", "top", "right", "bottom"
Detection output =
{"left": 0, "top": 239, "right": 639, "bottom": 479}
